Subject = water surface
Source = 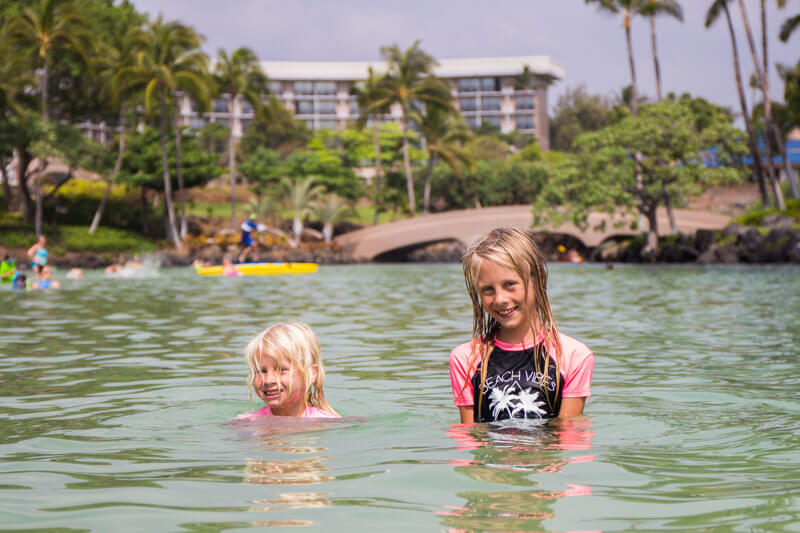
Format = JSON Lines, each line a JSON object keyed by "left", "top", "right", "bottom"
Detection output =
{"left": 1, "top": 263, "right": 798, "bottom": 531}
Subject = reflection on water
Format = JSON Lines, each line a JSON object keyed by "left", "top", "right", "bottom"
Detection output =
{"left": 440, "top": 418, "right": 594, "bottom": 531}
{"left": 0, "top": 264, "right": 798, "bottom": 530}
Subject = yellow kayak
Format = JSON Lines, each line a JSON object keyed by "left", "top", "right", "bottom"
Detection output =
{"left": 195, "top": 262, "right": 318, "bottom": 276}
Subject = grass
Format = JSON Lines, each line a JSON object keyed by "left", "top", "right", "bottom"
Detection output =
{"left": 0, "top": 212, "right": 158, "bottom": 254}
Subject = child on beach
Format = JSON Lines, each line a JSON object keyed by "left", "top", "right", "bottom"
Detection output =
{"left": 239, "top": 323, "right": 339, "bottom": 419}
{"left": 450, "top": 227, "right": 594, "bottom": 423}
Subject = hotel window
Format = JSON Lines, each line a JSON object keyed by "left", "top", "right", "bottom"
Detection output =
{"left": 349, "top": 100, "right": 359, "bottom": 115}
{"left": 295, "top": 100, "right": 314, "bottom": 115}
{"left": 465, "top": 116, "right": 479, "bottom": 129}
{"left": 241, "top": 100, "right": 254, "bottom": 114}
{"left": 317, "top": 100, "right": 337, "bottom": 115}
{"left": 516, "top": 114, "right": 534, "bottom": 129}
{"left": 269, "top": 81, "right": 282, "bottom": 95}
{"left": 294, "top": 81, "right": 313, "bottom": 95}
{"left": 480, "top": 77, "right": 499, "bottom": 92}
{"left": 190, "top": 99, "right": 199, "bottom": 112}
{"left": 458, "top": 78, "right": 480, "bottom": 92}
{"left": 213, "top": 99, "right": 229, "bottom": 113}
{"left": 241, "top": 119, "right": 251, "bottom": 132}
{"left": 190, "top": 117, "right": 205, "bottom": 129}
{"left": 483, "top": 116, "right": 501, "bottom": 127}
{"left": 318, "top": 120, "right": 338, "bottom": 129}
{"left": 459, "top": 97, "right": 478, "bottom": 112}
{"left": 314, "top": 81, "right": 337, "bottom": 95}
{"left": 516, "top": 96, "right": 534, "bottom": 110}
{"left": 481, "top": 97, "right": 501, "bottom": 111}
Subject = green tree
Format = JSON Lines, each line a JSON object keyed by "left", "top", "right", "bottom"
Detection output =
{"left": 238, "top": 96, "right": 310, "bottom": 157}
{"left": 585, "top": 0, "right": 645, "bottom": 117}
{"left": 413, "top": 106, "right": 473, "bottom": 214}
{"left": 237, "top": 147, "right": 282, "bottom": 196}
{"left": 116, "top": 16, "right": 209, "bottom": 247}
{"left": 354, "top": 66, "right": 391, "bottom": 224}
{"left": 313, "top": 193, "right": 355, "bottom": 243}
{"left": 549, "top": 86, "right": 613, "bottom": 151}
{"left": 89, "top": 18, "right": 147, "bottom": 234}
{"left": 639, "top": 1, "right": 683, "bottom": 102}
{"left": 367, "top": 41, "right": 454, "bottom": 213}
{"left": 7, "top": 0, "right": 92, "bottom": 236}
{"left": 535, "top": 102, "right": 748, "bottom": 253}
{"left": 282, "top": 176, "right": 324, "bottom": 247}
{"left": 706, "top": 0, "right": 772, "bottom": 207}
{"left": 213, "top": 47, "right": 269, "bottom": 232}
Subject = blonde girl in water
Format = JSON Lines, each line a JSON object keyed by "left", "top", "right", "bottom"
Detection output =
{"left": 239, "top": 323, "right": 339, "bottom": 419}
{"left": 449, "top": 228, "right": 594, "bottom": 423}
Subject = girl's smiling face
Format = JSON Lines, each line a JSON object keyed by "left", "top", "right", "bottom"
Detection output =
{"left": 476, "top": 259, "right": 537, "bottom": 344}
{"left": 253, "top": 354, "right": 309, "bottom": 416}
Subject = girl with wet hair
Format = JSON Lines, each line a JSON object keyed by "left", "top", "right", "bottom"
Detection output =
{"left": 239, "top": 322, "right": 339, "bottom": 419}
{"left": 450, "top": 227, "right": 594, "bottom": 423}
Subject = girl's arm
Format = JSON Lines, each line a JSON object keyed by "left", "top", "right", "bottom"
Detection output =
{"left": 458, "top": 406, "right": 474, "bottom": 424}
{"left": 558, "top": 397, "right": 586, "bottom": 417}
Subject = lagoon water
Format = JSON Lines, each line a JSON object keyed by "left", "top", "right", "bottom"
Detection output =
{"left": 1, "top": 263, "right": 798, "bottom": 531}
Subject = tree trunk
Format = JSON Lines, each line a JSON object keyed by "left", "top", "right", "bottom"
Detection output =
{"left": 645, "top": 205, "right": 659, "bottom": 260}
{"left": 17, "top": 148, "right": 34, "bottom": 222}
{"left": 229, "top": 96, "right": 237, "bottom": 232}
{"left": 738, "top": 0, "right": 798, "bottom": 201}
{"left": 1, "top": 157, "right": 12, "bottom": 209}
{"left": 292, "top": 216, "right": 302, "bottom": 248}
{"left": 160, "top": 88, "right": 181, "bottom": 248}
{"left": 663, "top": 183, "right": 676, "bottom": 233}
{"left": 625, "top": 9, "right": 639, "bottom": 117}
{"left": 323, "top": 222, "right": 333, "bottom": 243}
{"left": 35, "top": 170, "right": 43, "bottom": 238}
{"left": 42, "top": 60, "right": 49, "bottom": 122}
{"left": 90, "top": 101, "right": 127, "bottom": 234}
{"left": 141, "top": 187, "right": 150, "bottom": 236}
{"left": 423, "top": 153, "right": 436, "bottom": 216}
{"left": 401, "top": 118, "right": 416, "bottom": 214}
{"left": 650, "top": 16, "right": 663, "bottom": 103}
{"left": 174, "top": 101, "right": 187, "bottom": 238}
{"left": 372, "top": 124, "right": 382, "bottom": 225}
{"left": 724, "top": 5, "right": 771, "bottom": 207}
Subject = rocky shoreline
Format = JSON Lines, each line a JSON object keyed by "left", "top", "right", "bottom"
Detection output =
{"left": 4, "top": 216, "right": 799, "bottom": 269}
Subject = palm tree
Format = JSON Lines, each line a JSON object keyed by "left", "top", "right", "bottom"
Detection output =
{"left": 116, "top": 16, "right": 209, "bottom": 247}
{"left": 638, "top": 1, "right": 683, "bottom": 103}
{"left": 7, "top": 0, "right": 92, "bottom": 237}
{"left": 585, "top": 0, "right": 645, "bottom": 117}
{"left": 367, "top": 41, "right": 454, "bottom": 214}
{"left": 355, "top": 66, "right": 390, "bottom": 225}
{"left": 413, "top": 106, "right": 473, "bottom": 215}
{"left": 213, "top": 47, "right": 269, "bottom": 232}
{"left": 734, "top": 0, "right": 792, "bottom": 206}
{"left": 314, "top": 194, "right": 355, "bottom": 243}
{"left": 283, "top": 176, "right": 324, "bottom": 247}
{"left": 779, "top": 12, "right": 799, "bottom": 41}
{"left": 754, "top": 0, "right": 799, "bottom": 200}
{"left": 706, "top": 0, "right": 772, "bottom": 207}
{"left": 89, "top": 23, "right": 147, "bottom": 234}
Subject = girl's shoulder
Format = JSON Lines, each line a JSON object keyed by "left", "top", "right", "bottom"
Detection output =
{"left": 555, "top": 332, "right": 594, "bottom": 369}
{"left": 304, "top": 406, "right": 341, "bottom": 418}
{"left": 449, "top": 340, "right": 477, "bottom": 365}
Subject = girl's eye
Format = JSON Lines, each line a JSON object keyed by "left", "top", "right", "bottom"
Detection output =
{"left": 280, "top": 368, "right": 290, "bottom": 373}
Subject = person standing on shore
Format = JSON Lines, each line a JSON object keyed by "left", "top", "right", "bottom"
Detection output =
{"left": 27, "top": 236, "right": 48, "bottom": 277}
{"left": 239, "top": 215, "right": 266, "bottom": 263}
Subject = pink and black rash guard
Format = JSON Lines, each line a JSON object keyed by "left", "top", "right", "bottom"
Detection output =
{"left": 449, "top": 333, "right": 594, "bottom": 422}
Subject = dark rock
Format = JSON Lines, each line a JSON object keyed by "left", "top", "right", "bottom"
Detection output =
{"left": 721, "top": 223, "right": 746, "bottom": 239}
{"left": 407, "top": 241, "right": 466, "bottom": 263}
{"left": 698, "top": 245, "right": 742, "bottom": 265}
{"left": 694, "top": 229, "right": 718, "bottom": 253}
{"left": 740, "top": 227, "right": 765, "bottom": 252}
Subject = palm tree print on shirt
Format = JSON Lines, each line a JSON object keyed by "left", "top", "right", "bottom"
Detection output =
{"left": 489, "top": 385, "right": 547, "bottom": 420}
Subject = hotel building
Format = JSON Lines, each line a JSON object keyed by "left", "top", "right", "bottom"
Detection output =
{"left": 176, "top": 55, "right": 564, "bottom": 151}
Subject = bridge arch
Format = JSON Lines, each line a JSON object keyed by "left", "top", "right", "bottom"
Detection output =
{"left": 335, "top": 205, "right": 731, "bottom": 261}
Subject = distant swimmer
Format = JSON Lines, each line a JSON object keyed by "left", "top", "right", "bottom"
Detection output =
{"left": 33, "top": 265, "right": 60, "bottom": 289}
{"left": 221, "top": 256, "right": 240, "bottom": 277}
{"left": 239, "top": 214, "right": 267, "bottom": 263}
{"left": 1, "top": 253, "right": 16, "bottom": 284}
{"left": 27, "top": 235, "right": 48, "bottom": 277}
{"left": 66, "top": 268, "right": 83, "bottom": 279}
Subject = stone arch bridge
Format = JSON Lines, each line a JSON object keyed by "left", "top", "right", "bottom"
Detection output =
{"left": 334, "top": 205, "right": 731, "bottom": 261}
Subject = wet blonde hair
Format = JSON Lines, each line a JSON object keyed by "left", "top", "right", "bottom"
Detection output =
{"left": 460, "top": 227, "right": 562, "bottom": 415}
{"left": 245, "top": 322, "right": 337, "bottom": 416}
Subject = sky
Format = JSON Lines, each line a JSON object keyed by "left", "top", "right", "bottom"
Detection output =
{"left": 129, "top": 0, "right": 798, "bottom": 119}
